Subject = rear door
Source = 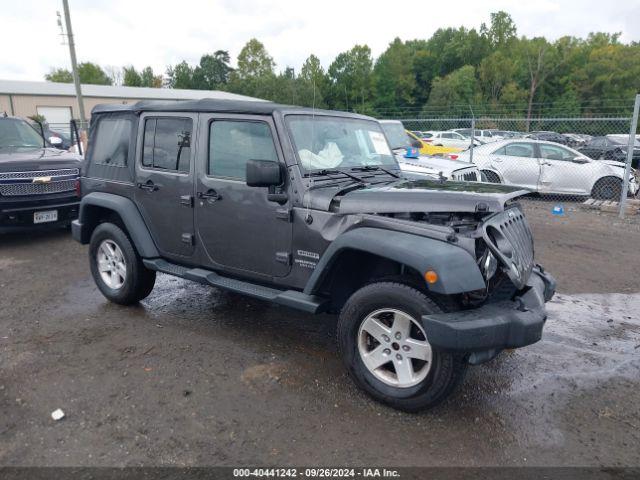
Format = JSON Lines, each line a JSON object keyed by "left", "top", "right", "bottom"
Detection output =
{"left": 195, "top": 114, "right": 292, "bottom": 278}
{"left": 134, "top": 113, "right": 197, "bottom": 260}
{"left": 490, "top": 142, "right": 541, "bottom": 190}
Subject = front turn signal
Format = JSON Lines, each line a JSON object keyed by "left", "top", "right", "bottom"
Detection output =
{"left": 424, "top": 270, "right": 438, "bottom": 284}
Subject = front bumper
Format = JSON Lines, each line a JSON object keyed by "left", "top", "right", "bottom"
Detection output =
{"left": 422, "top": 267, "right": 555, "bottom": 363}
{"left": 0, "top": 198, "right": 79, "bottom": 232}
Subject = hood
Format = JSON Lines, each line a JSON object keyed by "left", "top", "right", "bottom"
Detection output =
{"left": 0, "top": 147, "right": 83, "bottom": 172}
{"left": 304, "top": 178, "right": 529, "bottom": 214}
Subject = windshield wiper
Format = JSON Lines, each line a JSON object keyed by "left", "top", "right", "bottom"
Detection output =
{"left": 305, "top": 168, "right": 367, "bottom": 183}
{"left": 351, "top": 165, "right": 401, "bottom": 178}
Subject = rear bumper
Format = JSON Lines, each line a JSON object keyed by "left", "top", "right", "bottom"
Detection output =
{"left": 422, "top": 267, "right": 555, "bottom": 362}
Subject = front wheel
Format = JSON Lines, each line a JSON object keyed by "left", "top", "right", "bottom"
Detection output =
{"left": 337, "top": 282, "right": 466, "bottom": 412}
{"left": 89, "top": 222, "right": 156, "bottom": 305}
{"left": 591, "top": 177, "right": 622, "bottom": 200}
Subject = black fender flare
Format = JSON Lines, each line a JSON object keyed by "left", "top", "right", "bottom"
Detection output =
{"left": 303, "top": 227, "right": 486, "bottom": 296}
{"left": 72, "top": 192, "right": 159, "bottom": 258}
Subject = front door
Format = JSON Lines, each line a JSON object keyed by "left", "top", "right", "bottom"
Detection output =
{"left": 537, "top": 143, "right": 592, "bottom": 195}
{"left": 134, "top": 113, "right": 197, "bottom": 259}
{"left": 195, "top": 114, "right": 292, "bottom": 278}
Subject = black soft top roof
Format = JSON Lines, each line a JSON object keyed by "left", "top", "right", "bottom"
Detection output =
{"left": 91, "top": 98, "right": 373, "bottom": 120}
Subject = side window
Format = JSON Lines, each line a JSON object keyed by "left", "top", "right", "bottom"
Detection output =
{"left": 441, "top": 132, "right": 452, "bottom": 139}
{"left": 92, "top": 116, "right": 132, "bottom": 166}
{"left": 540, "top": 144, "right": 575, "bottom": 161}
{"left": 141, "top": 117, "right": 192, "bottom": 173}
{"left": 492, "top": 146, "right": 506, "bottom": 155}
{"left": 209, "top": 120, "right": 278, "bottom": 180}
{"left": 504, "top": 143, "right": 535, "bottom": 158}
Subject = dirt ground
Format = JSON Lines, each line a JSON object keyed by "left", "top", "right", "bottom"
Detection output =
{"left": 0, "top": 205, "right": 639, "bottom": 467}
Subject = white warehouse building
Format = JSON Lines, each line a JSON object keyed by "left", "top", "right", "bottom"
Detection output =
{"left": 0, "top": 79, "right": 259, "bottom": 129}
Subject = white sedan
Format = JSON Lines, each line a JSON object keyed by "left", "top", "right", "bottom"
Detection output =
{"left": 456, "top": 139, "right": 638, "bottom": 199}
{"left": 423, "top": 130, "right": 479, "bottom": 149}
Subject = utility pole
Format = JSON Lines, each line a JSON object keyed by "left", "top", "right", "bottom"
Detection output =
{"left": 60, "top": 0, "right": 86, "bottom": 126}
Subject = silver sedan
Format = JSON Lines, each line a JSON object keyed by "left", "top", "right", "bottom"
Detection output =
{"left": 456, "top": 139, "right": 638, "bottom": 200}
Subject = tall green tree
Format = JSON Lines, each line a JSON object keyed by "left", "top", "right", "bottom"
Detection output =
{"left": 165, "top": 61, "right": 195, "bottom": 89}
{"left": 426, "top": 65, "right": 478, "bottom": 111}
{"left": 296, "top": 54, "right": 329, "bottom": 107}
{"left": 372, "top": 38, "right": 416, "bottom": 114}
{"left": 45, "top": 62, "right": 112, "bottom": 85}
{"left": 140, "top": 66, "right": 162, "bottom": 88}
{"left": 482, "top": 11, "right": 517, "bottom": 49}
{"left": 234, "top": 39, "right": 275, "bottom": 80}
{"left": 327, "top": 44, "right": 373, "bottom": 113}
{"left": 123, "top": 66, "right": 142, "bottom": 87}
{"left": 192, "top": 51, "right": 233, "bottom": 90}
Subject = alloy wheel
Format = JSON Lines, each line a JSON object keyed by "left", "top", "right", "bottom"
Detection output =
{"left": 357, "top": 308, "right": 433, "bottom": 388}
{"left": 96, "top": 239, "right": 127, "bottom": 289}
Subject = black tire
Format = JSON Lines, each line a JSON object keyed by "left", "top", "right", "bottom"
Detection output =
{"left": 337, "top": 282, "right": 467, "bottom": 412}
{"left": 89, "top": 222, "right": 156, "bottom": 305}
{"left": 591, "top": 177, "right": 622, "bottom": 200}
{"left": 482, "top": 170, "right": 501, "bottom": 183}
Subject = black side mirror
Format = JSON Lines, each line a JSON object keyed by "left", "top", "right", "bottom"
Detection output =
{"left": 246, "top": 159, "right": 282, "bottom": 187}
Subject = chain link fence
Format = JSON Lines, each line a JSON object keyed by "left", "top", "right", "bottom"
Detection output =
{"left": 393, "top": 107, "right": 640, "bottom": 218}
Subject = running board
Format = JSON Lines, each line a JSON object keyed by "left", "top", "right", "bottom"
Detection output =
{"left": 143, "top": 258, "right": 329, "bottom": 314}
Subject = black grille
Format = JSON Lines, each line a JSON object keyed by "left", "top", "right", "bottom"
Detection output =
{"left": 482, "top": 207, "right": 534, "bottom": 289}
{"left": 0, "top": 180, "right": 76, "bottom": 196}
{"left": 0, "top": 168, "right": 79, "bottom": 180}
{"left": 453, "top": 169, "right": 479, "bottom": 182}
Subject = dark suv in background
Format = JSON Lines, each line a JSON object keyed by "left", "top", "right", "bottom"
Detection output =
{"left": 0, "top": 115, "right": 83, "bottom": 232}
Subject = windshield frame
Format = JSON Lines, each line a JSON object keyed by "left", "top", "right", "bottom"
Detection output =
{"left": 284, "top": 113, "right": 400, "bottom": 174}
{"left": 380, "top": 121, "right": 412, "bottom": 150}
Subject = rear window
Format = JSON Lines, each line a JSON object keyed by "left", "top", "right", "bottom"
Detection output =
{"left": 142, "top": 117, "right": 193, "bottom": 173}
{"left": 91, "top": 116, "right": 132, "bottom": 167}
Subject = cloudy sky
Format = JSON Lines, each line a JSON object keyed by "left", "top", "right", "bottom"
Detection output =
{"left": 2, "top": 0, "right": 639, "bottom": 82}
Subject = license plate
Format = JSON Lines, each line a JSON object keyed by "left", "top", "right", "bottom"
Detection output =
{"left": 34, "top": 210, "right": 58, "bottom": 224}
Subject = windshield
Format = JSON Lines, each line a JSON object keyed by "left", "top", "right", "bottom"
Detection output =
{"left": 287, "top": 115, "right": 397, "bottom": 171}
{"left": 380, "top": 122, "right": 411, "bottom": 150}
{"left": 0, "top": 118, "right": 45, "bottom": 149}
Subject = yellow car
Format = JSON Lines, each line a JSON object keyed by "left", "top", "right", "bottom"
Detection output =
{"left": 406, "top": 130, "right": 462, "bottom": 156}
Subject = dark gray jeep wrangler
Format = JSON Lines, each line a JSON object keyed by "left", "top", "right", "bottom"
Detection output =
{"left": 72, "top": 99, "right": 555, "bottom": 411}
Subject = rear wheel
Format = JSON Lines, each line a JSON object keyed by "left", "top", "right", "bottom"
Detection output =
{"left": 89, "top": 223, "right": 156, "bottom": 305}
{"left": 337, "top": 282, "right": 466, "bottom": 412}
{"left": 591, "top": 177, "right": 622, "bottom": 200}
{"left": 482, "top": 170, "right": 501, "bottom": 183}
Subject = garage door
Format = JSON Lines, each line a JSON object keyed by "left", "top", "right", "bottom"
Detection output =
{"left": 37, "top": 106, "right": 72, "bottom": 134}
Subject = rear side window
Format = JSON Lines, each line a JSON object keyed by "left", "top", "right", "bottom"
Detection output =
{"left": 92, "top": 116, "right": 132, "bottom": 166}
{"left": 142, "top": 117, "right": 192, "bottom": 173}
{"left": 208, "top": 120, "right": 277, "bottom": 179}
{"left": 493, "top": 143, "right": 535, "bottom": 158}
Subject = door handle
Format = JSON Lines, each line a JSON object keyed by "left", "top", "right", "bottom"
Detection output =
{"left": 137, "top": 181, "right": 158, "bottom": 192}
{"left": 492, "top": 157, "right": 503, "bottom": 162}
{"left": 198, "top": 189, "right": 222, "bottom": 202}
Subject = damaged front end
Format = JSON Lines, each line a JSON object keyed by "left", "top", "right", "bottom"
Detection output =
{"left": 419, "top": 206, "right": 557, "bottom": 364}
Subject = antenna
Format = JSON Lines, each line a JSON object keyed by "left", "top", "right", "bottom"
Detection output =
{"left": 304, "top": 78, "right": 317, "bottom": 224}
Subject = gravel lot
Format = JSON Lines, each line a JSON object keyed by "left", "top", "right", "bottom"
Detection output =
{"left": 1, "top": 203, "right": 639, "bottom": 467}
